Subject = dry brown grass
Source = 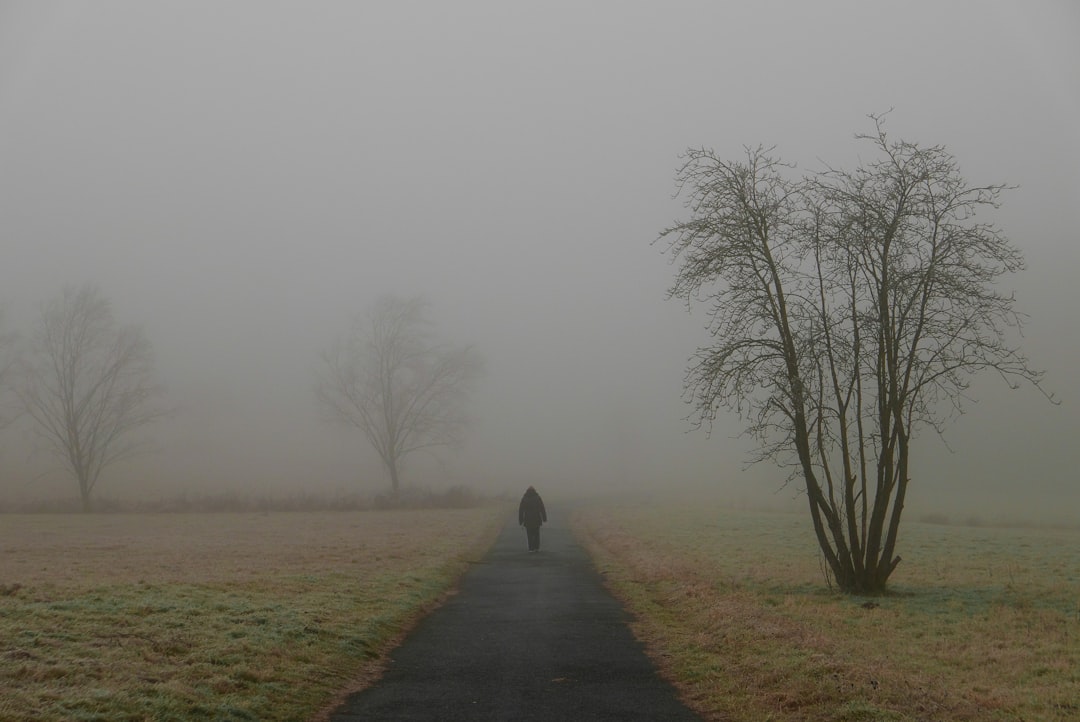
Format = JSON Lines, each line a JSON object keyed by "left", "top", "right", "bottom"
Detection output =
{"left": 574, "top": 501, "right": 1080, "bottom": 722}
{"left": 0, "top": 507, "right": 507, "bottom": 721}
{"left": 1, "top": 510, "right": 491, "bottom": 587}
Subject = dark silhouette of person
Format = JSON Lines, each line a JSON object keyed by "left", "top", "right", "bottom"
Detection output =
{"left": 518, "top": 486, "right": 547, "bottom": 552}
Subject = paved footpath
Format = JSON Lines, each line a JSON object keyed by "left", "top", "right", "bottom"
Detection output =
{"left": 328, "top": 506, "right": 701, "bottom": 721}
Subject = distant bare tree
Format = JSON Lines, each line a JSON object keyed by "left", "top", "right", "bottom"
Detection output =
{"left": 659, "top": 115, "right": 1052, "bottom": 594}
{"left": 316, "top": 295, "right": 482, "bottom": 495}
{"left": 18, "top": 285, "right": 168, "bottom": 511}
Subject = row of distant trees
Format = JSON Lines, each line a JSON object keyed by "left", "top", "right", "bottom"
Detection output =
{"left": 0, "top": 289, "right": 481, "bottom": 511}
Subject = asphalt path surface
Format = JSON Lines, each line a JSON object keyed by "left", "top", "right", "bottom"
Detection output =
{"left": 328, "top": 506, "right": 700, "bottom": 721}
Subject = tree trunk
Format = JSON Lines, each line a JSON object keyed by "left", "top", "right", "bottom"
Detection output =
{"left": 387, "top": 456, "right": 401, "bottom": 497}
{"left": 837, "top": 533, "right": 899, "bottom": 595}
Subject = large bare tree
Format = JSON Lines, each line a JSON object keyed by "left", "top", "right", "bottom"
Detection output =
{"left": 18, "top": 285, "right": 168, "bottom": 511}
{"left": 659, "top": 116, "right": 1052, "bottom": 594}
{"left": 316, "top": 295, "right": 482, "bottom": 495}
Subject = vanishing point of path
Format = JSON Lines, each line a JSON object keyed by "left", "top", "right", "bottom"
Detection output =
{"left": 328, "top": 506, "right": 701, "bottom": 721}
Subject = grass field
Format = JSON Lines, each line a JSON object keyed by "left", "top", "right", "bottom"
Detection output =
{"left": 574, "top": 501, "right": 1080, "bottom": 721}
{"left": 0, "top": 506, "right": 506, "bottom": 722}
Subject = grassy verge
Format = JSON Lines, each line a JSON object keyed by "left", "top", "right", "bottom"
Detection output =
{"left": 0, "top": 507, "right": 507, "bottom": 721}
{"left": 573, "top": 501, "right": 1080, "bottom": 721}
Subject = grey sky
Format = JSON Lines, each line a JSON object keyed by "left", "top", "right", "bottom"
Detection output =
{"left": 0, "top": 1, "right": 1077, "bottom": 517}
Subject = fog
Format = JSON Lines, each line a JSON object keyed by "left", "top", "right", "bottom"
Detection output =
{"left": 0, "top": 1, "right": 1076, "bottom": 520}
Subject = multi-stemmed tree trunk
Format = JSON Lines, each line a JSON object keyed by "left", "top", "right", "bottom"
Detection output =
{"left": 316, "top": 295, "right": 482, "bottom": 496}
{"left": 659, "top": 116, "right": 1051, "bottom": 593}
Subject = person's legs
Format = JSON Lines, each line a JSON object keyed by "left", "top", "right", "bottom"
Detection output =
{"left": 526, "top": 525, "right": 540, "bottom": 551}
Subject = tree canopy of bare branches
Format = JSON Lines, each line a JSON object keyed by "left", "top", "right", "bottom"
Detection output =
{"left": 17, "top": 284, "right": 168, "bottom": 511}
{"left": 316, "top": 295, "right": 483, "bottom": 495}
{"left": 658, "top": 115, "right": 1052, "bottom": 594}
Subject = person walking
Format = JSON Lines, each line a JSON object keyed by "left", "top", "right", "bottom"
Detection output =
{"left": 518, "top": 486, "right": 547, "bottom": 552}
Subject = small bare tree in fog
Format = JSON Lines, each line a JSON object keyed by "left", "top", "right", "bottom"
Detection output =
{"left": 659, "top": 115, "right": 1051, "bottom": 594}
{"left": 18, "top": 285, "right": 168, "bottom": 511}
{"left": 316, "top": 295, "right": 482, "bottom": 495}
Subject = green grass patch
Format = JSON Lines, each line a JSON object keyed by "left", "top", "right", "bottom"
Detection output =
{"left": 574, "top": 501, "right": 1080, "bottom": 721}
{"left": 0, "top": 507, "right": 506, "bottom": 721}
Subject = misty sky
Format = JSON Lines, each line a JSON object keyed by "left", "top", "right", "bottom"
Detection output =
{"left": 0, "top": 1, "right": 1077, "bottom": 518}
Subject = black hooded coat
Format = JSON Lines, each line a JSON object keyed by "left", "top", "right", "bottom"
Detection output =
{"left": 518, "top": 488, "right": 547, "bottom": 529}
